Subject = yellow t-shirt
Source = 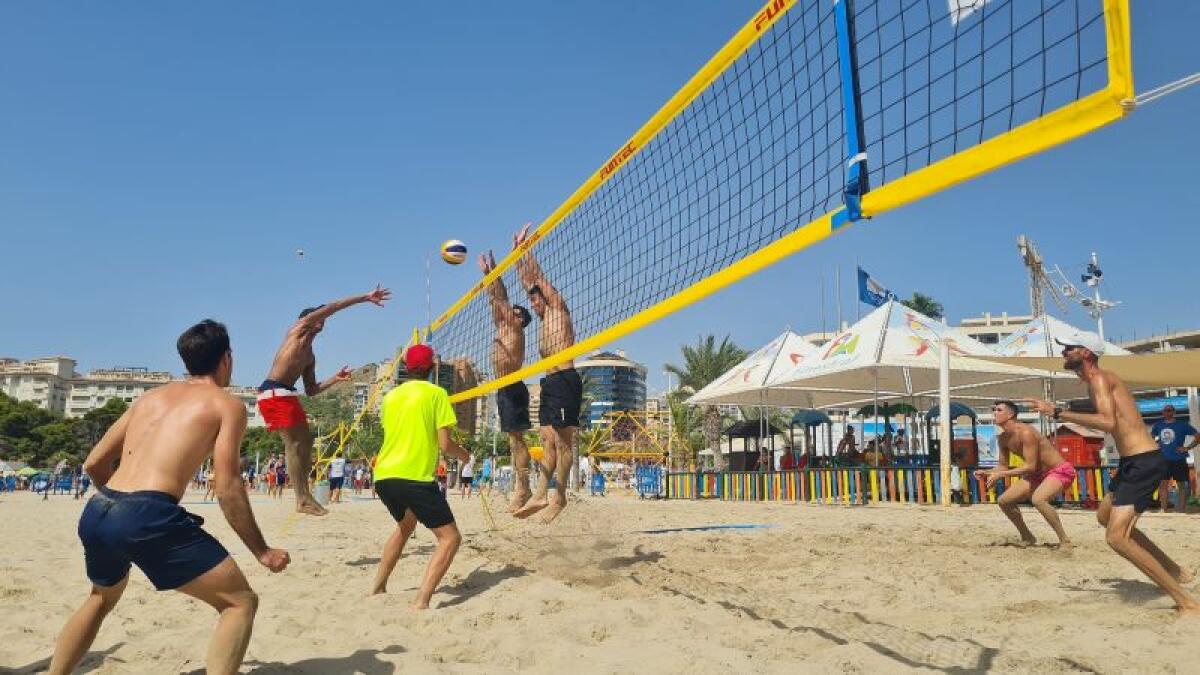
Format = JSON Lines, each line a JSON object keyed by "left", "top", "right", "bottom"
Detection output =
{"left": 374, "top": 380, "right": 457, "bottom": 482}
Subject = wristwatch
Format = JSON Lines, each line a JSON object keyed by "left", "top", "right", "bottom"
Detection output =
{"left": 1052, "top": 406, "right": 1063, "bottom": 420}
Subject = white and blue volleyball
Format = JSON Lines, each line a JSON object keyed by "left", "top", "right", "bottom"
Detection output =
{"left": 440, "top": 239, "right": 467, "bottom": 265}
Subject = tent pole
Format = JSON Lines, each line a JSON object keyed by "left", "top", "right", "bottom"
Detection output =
{"left": 873, "top": 368, "right": 880, "bottom": 468}
{"left": 939, "top": 341, "right": 952, "bottom": 506}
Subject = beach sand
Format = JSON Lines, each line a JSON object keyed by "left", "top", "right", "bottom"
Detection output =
{"left": 3, "top": 487, "right": 1199, "bottom": 673}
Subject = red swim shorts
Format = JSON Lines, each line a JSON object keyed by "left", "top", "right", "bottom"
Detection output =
{"left": 257, "top": 392, "right": 307, "bottom": 431}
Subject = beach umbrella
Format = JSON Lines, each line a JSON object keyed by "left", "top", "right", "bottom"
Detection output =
{"left": 17, "top": 467, "right": 40, "bottom": 477}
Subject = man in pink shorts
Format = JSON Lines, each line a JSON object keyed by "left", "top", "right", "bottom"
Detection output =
{"left": 975, "top": 400, "right": 1074, "bottom": 549}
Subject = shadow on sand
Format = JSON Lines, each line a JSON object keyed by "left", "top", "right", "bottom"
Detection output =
{"left": 11, "top": 642, "right": 125, "bottom": 674}
{"left": 181, "top": 645, "right": 406, "bottom": 674}
{"left": 437, "top": 564, "right": 529, "bottom": 608}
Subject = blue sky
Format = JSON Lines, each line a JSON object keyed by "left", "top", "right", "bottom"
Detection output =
{"left": 2, "top": 1, "right": 1197, "bottom": 394}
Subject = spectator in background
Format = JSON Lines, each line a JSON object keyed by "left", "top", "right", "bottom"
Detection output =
{"left": 836, "top": 426, "right": 857, "bottom": 461}
{"left": 459, "top": 454, "right": 475, "bottom": 499}
{"left": 328, "top": 451, "right": 347, "bottom": 504}
{"left": 1152, "top": 405, "right": 1199, "bottom": 513}
{"left": 354, "top": 463, "right": 365, "bottom": 495}
{"left": 435, "top": 459, "right": 448, "bottom": 496}
{"left": 203, "top": 466, "right": 216, "bottom": 502}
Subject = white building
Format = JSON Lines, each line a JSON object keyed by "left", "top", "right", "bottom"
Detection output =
{"left": 0, "top": 357, "right": 77, "bottom": 414}
{"left": 2, "top": 356, "right": 266, "bottom": 427}
{"left": 66, "top": 367, "right": 173, "bottom": 418}
{"left": 956, "top": 312, "right": 1032, "bottom": 345}
{"left": 226, "top": 386, "right": 268, "bottom": 428}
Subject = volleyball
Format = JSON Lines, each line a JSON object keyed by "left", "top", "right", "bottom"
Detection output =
{"left": 440, "top": 239, "right": 467, "bottom": 265}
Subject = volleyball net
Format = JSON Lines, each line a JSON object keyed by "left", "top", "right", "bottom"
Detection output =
{"left": 430, "top": 0, "right": 1133, "bottom": 404}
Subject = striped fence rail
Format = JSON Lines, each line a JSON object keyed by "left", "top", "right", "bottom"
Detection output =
{"left": 666, "top": 466, "right": 1116, "bottom": 508}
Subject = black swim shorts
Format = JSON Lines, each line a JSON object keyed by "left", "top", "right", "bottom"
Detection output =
{"left": 1109, "top": 450, "right": 1168, "bottom": 513}
{"left": 375, "top": 478, "right": 455, "bottom": 529}
{"left": 538, "top": 368, "right": 583, "bottom": 429}
{"left": 78, "top": 487, "right": 229, "bottom": 590}
{"left": 1165, "top": 458, "right": 1191, "bottom": 484}
{"left": 496, "top": 381, "right": 532, "bottom": 433}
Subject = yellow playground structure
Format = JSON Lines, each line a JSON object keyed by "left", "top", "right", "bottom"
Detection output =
{"left": 584, "top": 409, "right": 691, "bottom": 471}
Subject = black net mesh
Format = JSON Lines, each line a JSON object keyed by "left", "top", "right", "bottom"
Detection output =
{"left": 854, "top": 0, "right": 1109, "bottom": 189}
{"left": 432, "top": 0, "right": 1115, "bottom": 400}
{"left": 433, "top": 2, "right": 846, "bottom": 390}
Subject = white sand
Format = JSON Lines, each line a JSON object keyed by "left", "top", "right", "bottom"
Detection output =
{"left": 3, "top": 488, "right": 1200, "bottom": 673}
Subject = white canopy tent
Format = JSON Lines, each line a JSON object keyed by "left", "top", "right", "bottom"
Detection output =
{"left": 685, "top": 330, "right": 820, "bottom": 407}
{"left": 981, "top": 315, "right": 1200, "bottom": 388}
{"left": 752, "top": 301, "right": 1069, "bottom": 409}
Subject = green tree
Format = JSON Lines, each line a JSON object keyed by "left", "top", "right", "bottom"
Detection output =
{"left": 74, "top": 398, "right": 130, "bottom": 454}
{"left": 241, "top": 426, "right": 284, "bottom": 460}
{"left": 300, "top": 388, "right": 356, "bottom": 434}
{"left": 31, "top": 421, "right": 84, "bottom": 467}
{"left": 900, "top": 291, "right": 944, "bottom": 319}
{"left": 664, "top": 335, "right": 748, "bottom": 471}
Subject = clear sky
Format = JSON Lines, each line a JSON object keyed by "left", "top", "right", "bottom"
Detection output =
{"left": 2, "top": 1, "right": 1197, "bottom": 394}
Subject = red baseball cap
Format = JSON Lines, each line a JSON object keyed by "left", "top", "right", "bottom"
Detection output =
{"left": 405, "top": 344, "right": 435, "bottom": 371}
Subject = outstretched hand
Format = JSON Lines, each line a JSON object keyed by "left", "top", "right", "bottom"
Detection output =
{"left": 478, "top": 252, "right": 492, "bottom": 274}
{"left": 513, "top": 222, "right": 533, "bottom": 249}
{"left": 258, "top": 548, "right": 291, "bottom": 573}
{"left": 366, "top": 285, "right": 392, "bottom": 307}
{"left": 1020, "top": 398, "right": 1054, "bottom": 416}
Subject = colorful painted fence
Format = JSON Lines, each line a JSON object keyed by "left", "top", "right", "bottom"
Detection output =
{"left": 666, "top": 466, "right": 1115, "bottom": 508}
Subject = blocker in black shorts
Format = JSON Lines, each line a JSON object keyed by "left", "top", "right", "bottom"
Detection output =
{"left": 375, "top": 478, "right": 455, "bottom": 529}
{"left": 1165, "top": 458, "right": 1191, "bottom": 484}
{"left": 496, "top": 381, "right": 532, "bottom": 433}
{"left": 539, "top": 368, "right": 583, "bottom": 429}
{"left": 1108, "top": 450, "right": 1168, "bottom": 513}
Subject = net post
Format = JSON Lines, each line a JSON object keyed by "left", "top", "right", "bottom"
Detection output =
{"left": 832, "top": 0, "right": 868, "bottom": 228}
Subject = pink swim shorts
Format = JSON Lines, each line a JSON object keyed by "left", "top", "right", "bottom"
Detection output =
{"left": 1031, "top": 462, "right": 1077, "bottom": 490}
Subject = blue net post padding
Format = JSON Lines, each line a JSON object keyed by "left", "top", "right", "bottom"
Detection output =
{"left": 635, "top": 465, "right": 663, "bottom": 499}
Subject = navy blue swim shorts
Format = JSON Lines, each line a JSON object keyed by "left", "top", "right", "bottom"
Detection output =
{"left": 78, "top": 487, "right": 229, "bottom": 590}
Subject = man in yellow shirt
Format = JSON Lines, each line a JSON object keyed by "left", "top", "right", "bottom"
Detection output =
{"left": 370, "top": 344, "right": 471, "bottom": 609}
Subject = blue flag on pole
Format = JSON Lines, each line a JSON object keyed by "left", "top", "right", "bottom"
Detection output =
{"left": 857, "top": 266, "right": 894, "bottom": 307}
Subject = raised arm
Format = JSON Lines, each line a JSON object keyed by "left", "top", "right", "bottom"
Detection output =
{"left": 293, "top": 285, "right": 392, "bottom": 335}
{"left": 479, "top": 251, "right": 513, "bottom": 326}
{"left": 82, "top": 407, "right": 133, "bottom": 486}
{"left": 213, "top": 399, "right": 290, "bottom": 572}
{"left": 302, "top": 362, "right": 352, "bottom": 397}
{"left": 513, "top": 223, "right": 565, "bottom": 308}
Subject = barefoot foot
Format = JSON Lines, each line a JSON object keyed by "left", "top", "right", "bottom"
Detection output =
{"left": 296, "top": 499, "right": 328, "bottom": 516}
{"left": 513, "top": 497, "right": 548, "bottom": 519}
{"left": 1175, "top": 604, "right": 1200, "bottom": 618}
{"left": 539, "top": 495, "right": 567, "bottom": 524}
{"left": 508, "top": 490, "right": 532, "bottom": 514}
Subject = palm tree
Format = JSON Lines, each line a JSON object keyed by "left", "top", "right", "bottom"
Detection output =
{"left": 666, "top": 390, "right": 702, "bottom": 468}
{"left": 900, "top": 291, "right": 944, "bottom": 319}
{"left": 664, "top": 335, "right": 748, "bottom": 471}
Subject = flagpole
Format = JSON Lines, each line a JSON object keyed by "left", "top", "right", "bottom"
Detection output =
{"left": 835, "top": 265, "right": 842, "bottom": 331}
{"left": 855, "top": 257, "right": 861, "bottom": 321}
{"left": 819, "top": 271, "right": 827, "bottom": 337}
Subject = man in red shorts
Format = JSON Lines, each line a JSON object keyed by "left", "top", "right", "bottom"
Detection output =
{"left": 975, "top": 400, "right": 1074, "bottom": 549}
{"left": 258, "top": 285, "right": 391, "bottom": 516}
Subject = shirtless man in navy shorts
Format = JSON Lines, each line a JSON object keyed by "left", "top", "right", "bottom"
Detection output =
{"left": 48, "top": 320, "right": 289, "bottom": 674}
{"left": 1025, "top": 330, "right": 1199, "bottom": 614}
